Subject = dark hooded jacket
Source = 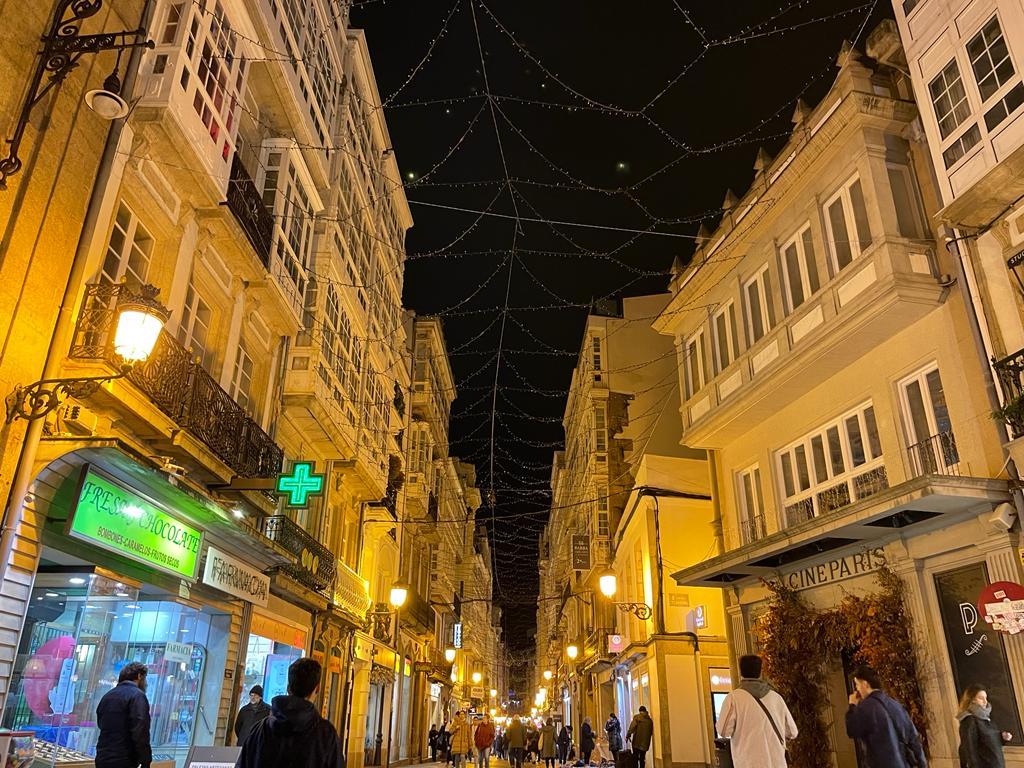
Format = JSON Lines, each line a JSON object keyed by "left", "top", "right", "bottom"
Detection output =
{"left": 845, "top": 690, "right": 927, "bottom": 768}
{"left": 96, "top": 681, "right": 152, "bottom": 768}
{"left": 236, "top": 695, "right": 343, "bottom": 768}
{"left": 235, "top": 698, "right": 272, "bottom": 746}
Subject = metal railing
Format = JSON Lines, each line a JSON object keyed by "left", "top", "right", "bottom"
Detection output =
{"left": 262, "top": 515, "right": 336, "bottom": 593}
{"left": 994, "top": 349, "right": 1024, "bottom": 437}
{"left": 907, "top": 430, "right": 960, "bottom": 477}
{"left": 783, "top": 463, "right": 890, "bottom": 529}
{"left": 224, "top": 153, "right": 273, "bottom": 267}
{"left": 739, "top": 514, "right": 766, "bottom": 545}
{"left": 70, "top": 283, "right": 283, "bottom": 478}
{"left": 333, "top": 558, "right": 372, "bottom": 621}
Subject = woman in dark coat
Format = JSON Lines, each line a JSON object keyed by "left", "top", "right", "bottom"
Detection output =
{"left": 604, "top": 714, "right": 623, "bottom": 757}
{"left": 959, "top": 685, "right": 1012, "bottom": 768}
{"left": 580, "top": 718, "right": 595, "bottom": 765}
{"left": 556, "top": 724, "right": 572, "bottom": 766}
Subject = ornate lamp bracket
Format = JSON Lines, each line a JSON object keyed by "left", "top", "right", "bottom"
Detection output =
{"left": 0, "top": 0, "right": 154, "bottom": 189}
{"left": 615, "top": 602, "right": 653, "bottom": 620}
{"left": 6, "top": 365, "right": 131, "bottom": 423}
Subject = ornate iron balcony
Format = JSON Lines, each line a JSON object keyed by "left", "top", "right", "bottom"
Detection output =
{"left": 225, "top": 153, "right": 274, "bottom": 267}
{"left": 333, "top": 558, "right": 371, "bottom": 622}
{"left": 994, "top": 349, "right": 1024, "bottom": 438}
{"left": 262, "top": 515, "right": 336, "bottom": 593}
{"left": 70, "top": 283, "right": 283, "bottom": 478}
{"left": 907, "top": 430, "right": 960, "bottom": 477}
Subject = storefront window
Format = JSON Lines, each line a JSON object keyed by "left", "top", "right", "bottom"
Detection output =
{"left": 242, "top": 635, "right": 303, "bottom": 703}
{"left": 3, "top": 570, "right": 230, "bottom": 768}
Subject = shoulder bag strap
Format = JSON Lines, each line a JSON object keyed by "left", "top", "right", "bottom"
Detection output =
{"left": 747, "top": 691, "right": 785, "bottom": 745}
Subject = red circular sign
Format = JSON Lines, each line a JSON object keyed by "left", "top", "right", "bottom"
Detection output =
{"left": 979, "top": 581, "right": 1024, "bottom": 633}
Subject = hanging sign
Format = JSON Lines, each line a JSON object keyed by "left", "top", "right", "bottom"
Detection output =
{"left": 453, "top": 622, "right": 463, "bottom": 649}
{"left": 276, "top": 462, "right": 325, "bottom": 508}
{"left": 571, "top": 535, "right": 591, "bottom": 571}
{"left": 69, "top": 466, "right": 203, "bottom": 580}
{"left": 979, "top": 581, "right": 1024, "bottom": 634}
{"left": 202, "top": 547, "right": 270, "bottom": 607}
{"left": 471, "top": 686, "right": 485, "bottom": 699}
{"left": 607, "top": 633, "right": 627, "bottom": 654}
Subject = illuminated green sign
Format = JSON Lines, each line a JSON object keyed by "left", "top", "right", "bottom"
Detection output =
{"left": 276, "top": 462, "right": 324, "bottom": 508}
{"left": 69, "top": 467, "right": 203, "bottom": 580}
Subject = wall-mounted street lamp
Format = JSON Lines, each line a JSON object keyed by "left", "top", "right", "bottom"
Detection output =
{"left": 389, "top": 581, "right": 409, "bottom": 609}
{"left": 0, "top": 1, "right": 155, "bottom": 190}
{"left": 490, "top": 688, "right": 497, "bottom": 698}
{"left": 565, "top": 644, "right": 579, "bottom": 661}
{"left": 471, "top": 671, "right": 482, "bottom": 685}
{"left": 6, "top": 284, "right": 168, "bottom": 422}
{"left": 542, "top": 670, "right": 552, "bottom": 681}
{"left": 444, "top": 647, "right": 457, "bottom": 664}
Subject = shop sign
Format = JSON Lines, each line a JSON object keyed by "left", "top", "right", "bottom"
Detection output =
{"left": 771, "top": 546, "right": 886, "bottom": 591}
{"left": 275, "top": 462, "right": 324, "bottom": 508}
{"left": 607, "top": 633, "right": 627, "bottom": 654}
{"left": 452, "top": 622, "right": 463, "bottom": 649}
{"left": 165, "top": 641, "right": 193, "bottom": 664}
{"left": 979, "top": 581, "right": 1024, "bottom": 634}
{"left": 69, "top": 466, "right": 203, "bottom": 580}
{"left": 571, "top": 535, "right": 591, "bottom": 571}
{"left": 250, "top": 613, "right": 307, "bottom": 650}
{"left": 202, "top": 547, "right": 270, "bottom": 607}
{"left": 471, "top": 686, "right": 485, "bottom": 699}
{"left": 935, "top": 564, "right": 1023, "bottom": 739}
{"left": 693, "top": 605, "right": 708, "bottom": 630}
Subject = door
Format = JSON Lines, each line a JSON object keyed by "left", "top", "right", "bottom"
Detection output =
{"left": 900, "top": 365, "right": 958, "bottom": 474}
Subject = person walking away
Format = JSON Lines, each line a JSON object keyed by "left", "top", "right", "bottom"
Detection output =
{"left": 235, "top": 657, "right": 343, "bottom": 768}
{"left": 495, "top": 729, "right": 506, "bottom": 760}
{"left": 475, "top": 713, "right": 497, "bottom": 768}
{"left": 625, "top": 707, "right": 654, "bottom": 768}
{"left": 449, "top": 711, "right": 473, "bottom": 768}
{"left": 235, "top": 686, "right": 271, "bottom": 747}
{"left": 540, "top": 718, "right": 557, "bottom": 768}
{"left": 845, "top": 665, "right": 927, "bottom": 768}
{"left": 506, "top": 715, "right": 527, "bottom": 768}
{"left": 556, "top": 724, "right": 571, "bottom": 767}
{"left": 604, "top": 714, "right": 623, "bottom": 759}
{"left": 718, "top": 655, "right": 798, "bottom": 768}
{"left": 430, "top": 724, "right": 440, "bottom": 762}
{"left": 439, "top": 722, "right": 450, "bottom": 764}
{"left": 958, "top": 685, "right": 1012, "bottom": 768}
{"left": 580, "top": 718, "right": 595, "bottom": 766}
{"left": 527, "top": 721, "right": 540, "bottom": 763}
{"left": 96, "top": 662, "right": 151, "bottom": 768}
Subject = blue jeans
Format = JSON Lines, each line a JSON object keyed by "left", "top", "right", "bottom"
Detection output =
{"left": 476, "top": 747, "right": 490, "bottom": 768}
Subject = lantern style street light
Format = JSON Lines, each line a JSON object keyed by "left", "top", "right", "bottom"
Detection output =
{"left": 490, "top": 688, "right": 498, "bottom": 698}
{"left": 472, "top": 671, "right": 483, "bottom": 684}
{"left": 543, "top": 670, "right": 552, "bottom": 681}
{"left": 445, "top": 647, "right": 457, "bottom": 663}
{"left": 565, "top": 644, "right": 579, "bottom": 660}
{"left": 389, "top": 581, "right": 409, "bottom": 609}
{"left": 599, "top": 569, "right": 617, "bottom": 598}
{"left": 7, "top": 284, "right": 168, "bottom": 422}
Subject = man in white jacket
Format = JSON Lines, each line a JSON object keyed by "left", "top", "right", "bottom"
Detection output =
{"left": 718, "top": 655, "right": 798, "bottom": 768}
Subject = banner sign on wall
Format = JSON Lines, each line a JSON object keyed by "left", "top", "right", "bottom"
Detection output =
{"left": 935, "top": 564, "right": 1022, "bottom": 739}
{"left": 571, "top": 535, "right": 591, "bottom": 571}
{"left": 202, "top": 547, "right": 270, "bottom": 607}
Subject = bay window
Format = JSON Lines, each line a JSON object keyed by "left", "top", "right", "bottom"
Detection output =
{"left": 780, "top": 223, "right": 819, "bottom": 311}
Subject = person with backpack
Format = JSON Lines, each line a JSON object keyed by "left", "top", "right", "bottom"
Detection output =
{"left": 845, "top": 665, "right": 927, "bottom": 768}
{"left": 718, "top": 655, "right": 798, "bottom": 768}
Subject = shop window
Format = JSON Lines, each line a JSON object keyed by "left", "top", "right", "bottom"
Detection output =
{"left": 242, "top": 632, "right": 303, "bottom": 704}
{"left": 102, "top": 202, "right": 153, "bottom": 286}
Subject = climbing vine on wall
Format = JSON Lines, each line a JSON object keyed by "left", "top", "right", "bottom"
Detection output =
{"left": 754, "top": 568, "right": 928, "bottom": 768}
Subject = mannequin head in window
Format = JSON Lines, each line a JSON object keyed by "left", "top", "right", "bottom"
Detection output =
{"left": 119, "top": 662, "right": 148, "bottom": 692}
{"left": 287, "top": 658, "right": 322, "bottom": 700}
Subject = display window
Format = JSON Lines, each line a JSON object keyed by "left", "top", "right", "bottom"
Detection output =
{"left": 2, "top": 566, "right": 230, "bottom": 768}
{"left": 241, "top": 635, "right": 303, "bottom": 703}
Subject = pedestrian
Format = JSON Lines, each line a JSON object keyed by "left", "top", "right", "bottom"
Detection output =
{"left": 506, "top": 715, "right": 527, "bottom": 768}
{"left": 718, "top": 655, "right": 797, "bottom": 768}
{"left": 845, "top": 665, "right": 927, "bottom": 768}
{"left": 449, "top": 711, "right": 473, "bottom": 768}
{"left": 475, "top": 713, "right": 496, "bottom": 768}
{"left": 957, "top": 684, "right": 1012, "bottom": 768}
{"left": 604, "top": 714, "right": 623, "bottom": 758}
{"left": 95, "top": 662, "right": 151, "bottom": 768}
{"left": 556, "top": 724, "right": 571, "bottom": 767}
{"left": 527, "top": 721, "right": 540, "bottom": 763}
{"left": 540, "top": 717, "right": 557, "bottom": 768}
{"left": 580, "top": 718, "right": 595, "bottom": 766}
{"left": 496, "top": 729, "right": 506, "bottom": 760}
{"left": 439, "top": 722, "right": 450, "bottom": 764}
{"left": 625, "top": 707, "right": 654, "bottom": 768}
{"left": 234, "top": 686, "right": 271, "bottom": 747}
{"left": 430, "top": 724, "right": 440, "bottom": 762}
{"left": 235, "top": 657, "right": 343, "bottom": 768}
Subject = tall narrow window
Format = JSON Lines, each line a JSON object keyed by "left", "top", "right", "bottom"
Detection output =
{"left": 780, "top": 224, "right": 820, "bottom": 311}
{"left": 102, "top": 202, "right": 153, "bottom": 285}
{"left": 713, "top": 301, "right": 739, "bottom": 372}
{"left": 684, "top": 329, "right": 707, "bottom": 399}
{"left": 177, "top": 281, "right": 213, "bottom": 370}
{"left": 736, "top": 466, "right": 765, "bottom": 544}
{"left": 592, "top": 335, "right": 603, "bottom": 382}
{"left": 594, "top": 406, "right": 607, "bottom": 453}
{"left": 743, "top": 265, "right": 774, "bottom": 343}
{"left": 824, "top": 176, "right": 873, "bottom": 271}
{"left": 900, "top": 365, "right": 958, "bottom": 473}
{"left": 887, "top": 165, "right": 924, "bottom": 239}
{"left": 967, "top": 17, "right": 1024, "bottom": 131}
{"left": 230, "top": 341, "right": 255, "bottom": 412}
{"left": 930, "top": 60, "right": 972, "bottom": 139}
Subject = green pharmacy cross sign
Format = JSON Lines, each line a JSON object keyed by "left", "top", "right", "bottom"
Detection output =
{"left": 276, "top": 462, "right": 325, "bottom": 508}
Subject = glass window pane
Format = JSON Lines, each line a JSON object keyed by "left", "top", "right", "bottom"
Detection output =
{"left": 888, "top": 167, "right": 919, "bottom": 238}
{"left": 728, "top": 304, "right": 739, "bottom": 358}
{"left": 828, "top": 198, "right": 853, "bottom": 269}
{"left": 849, "top": 180, "right": 872, "bottom": 251}
{"left": 785, "top": 244, "right": 805, "bottom": 308}
{"left": 802, "top": 228, "right": 820, "bottom": 293}
{"left": 926, "top": 368, "right": 953, "bottom": 433}
{"left": 905, "top": 379, "right": 930, "bottom": 444}
{"left": 741, "top": 473, "right": 754, "bottom": 518}
{"left": 763, "top": 271, "right": 775, "bottom": 327}
{"left": 753, "top": 468, "right": 765, "bottom": 512}
{"left": 795, "top": 445, "right": 810, "bottom": 491}
{"left": 716, "top": 312, "right": 730, "bottom": 370}
{"left": 846, "top": 416, "right": 866, "bottom": 467}
{"left": 864, "top": 406, "right": 882, "bottom": 458}
{"left": 747, "top": 280, "right": 764, "bottom": 341}
{"left": 781, "top": 453, "right": 795, "bottom": 497}
{"left": 811, "top": 436, "right": 828, "bottom": 482}
{"left": 827, "top": 426, "right": 846, "bottom": 475}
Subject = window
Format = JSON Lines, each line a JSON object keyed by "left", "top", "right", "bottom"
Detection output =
{"left": 736, "top": 466, "right": 765, "bottom": 544}
{"left": 102, "top": 202, "right": 153, "bottom": 285}
{"left": 176, "top": 280, "right": 213, "bottom": 370}
{"left": 776, "top": 402, "right": 886, "bottom": 525}
{"left": 683, "top": 329, "right": 707, "bottom": 399}
{"left": 592, "top": 335, "right": 602, "bottom": 381}
{"left": 230, "top": 342, "right": 254, "bottom": 412}
{"left": 968, "top": 17, "right": 1015, "bottom": 102}
{"left": 596, "top": 496, "right": 609, "bottom": 538}
{"left": 901, "top": 365, "right": 959, "bottom": 474}
{"left": 713, "top": 301, "right": 739, "bottom": 372}
{"left": 902, "top": 0, "right": 921, "bottom": 15}
{"left": 594, "top": 406, "right": 607, "bottom": 453}
{"left": 743, "top": 265, "right": 774, "bottom": 344}
{"left": 929, "top": 60, "right": 972, "bottom": 139}
{"left": 887, "top": 165, "right": 924, "bottom": 239}
{"left": 824, "top": 176, "right": 873, "bottom": 271}
{"left": 780, "top": 224, "right": 820, "bottom": 311}
{"left": 942, "top": 124, "right": 982, "bottom": 168}
{"left": 261, "top": 146, "right": 316, "bottom": 314}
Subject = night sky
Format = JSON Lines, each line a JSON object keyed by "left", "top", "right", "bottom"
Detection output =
{"left": 350, "top": 0, "right": 892, "bottom": 660}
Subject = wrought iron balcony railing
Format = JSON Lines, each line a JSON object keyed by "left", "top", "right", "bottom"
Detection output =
{"left": 739, "top": 514, "right": 766, "bottom": 546}
{"left": 262, "top": 515, "right": 336, "bottom": 593}
{"left": 70, "top": 283, "right": 283, "bottom": 478}
{"left": 994, "top": 349, "right": 1024, "bottom": 438}
{"left": 783, "top": 464, "right": 889, "bottom": 528}
{"left": 333, "top": 558, "right": 371, "bottom": 621}
{"left": 907, "top": 430, "right": 960, "bottom": 478}
{"left": 224, "top": 153, "right": 273, "bottom": 267}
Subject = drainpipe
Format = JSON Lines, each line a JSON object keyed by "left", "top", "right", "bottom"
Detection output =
{"left": 0, "top": 0, "right": 156, "bottom": 604}
{"left": 707, "top": 451, "right": 725, "bottom": 557}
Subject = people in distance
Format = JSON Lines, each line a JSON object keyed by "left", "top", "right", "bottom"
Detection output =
{"left": 448, "top": 711, "right": 473, "bottom": 768}
{"left": 234, "top": 685, "right": 271, "bottom": 747}
{"left": 505, "top": 714, "right": 527, "bottom": 768}
{"left": 845, "top": 664, "right": 927, "bottom": 768}
{"left": 957, "top": 684, "right": 1012, "bottom": 768}
{"left": 718, "top": 654, "right": 798, "bottom": 768}
{"left": 580, "top": 717, "right": 596, "bottom": 766}
{"left": 539, "top": 717, "right": 557, "bottom": 768}
{"left": 556, "top": 723, "right": 572, "bottom": 767}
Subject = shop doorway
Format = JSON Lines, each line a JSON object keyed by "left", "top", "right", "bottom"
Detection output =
{"left": 366, "top": 679, "right": 387, "bottom": 766}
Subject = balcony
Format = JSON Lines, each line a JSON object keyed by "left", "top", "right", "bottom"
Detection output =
{"left": 225, "top": 153, "right": 273, "bottom": 267}
{"left": 907, "top": 431, "right": 960, "bottom": 477}
{"left": 739, "top": 514, "right": 766, "bottom": 546}
{"left": 262, "top": 515, "right": 336, "bottom": 593}
{"left": 680, "top": 237, "right": 945, "bottom": 447}
{"left": 332, "top": 558, "right": 372, "bottom": 626}
{"left": 69, "top": 283, "right": 283, "bottom": 479}
{"left": 402, "top": 587, "right": 436, "bottom": 635}
{"left": 994, "top": 348, "right": 1024, "bottom": 438}
{"left": 782, "top": 462, "right": 889, "bottom": 528}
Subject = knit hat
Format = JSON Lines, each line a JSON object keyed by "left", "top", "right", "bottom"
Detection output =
{"left": 250, "top": 685, "right": 264, "bottom": 697}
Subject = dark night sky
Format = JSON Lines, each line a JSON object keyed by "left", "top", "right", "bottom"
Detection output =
{"left": 350, "top": 0, "right": 892, "bottom": 656}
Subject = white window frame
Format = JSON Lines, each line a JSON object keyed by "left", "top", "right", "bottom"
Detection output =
{"left": 898, "top": 363, "right": 959, "bottom": 475}
{"left": 743, "top": 264, "right": 774, "bottom": 344}
{"left": 683, "top": 328, "right": 708, "bottom": 399}
{"left": 967, "top": 15, "right": 1024, "bottom": 136}
{"left": 823, "top": 174, "right": 873, "bottom": 272}
{"left": 229, "top": 341, "right": 255, "bottom": 412}
{"left": 176, "top": 278, "right": 213, "bottom": 371}
{"left": 102, "top": 202, "right": 154, "bottom": 285}
{"left": 736, "top": 465, "right": 765, "bottom": 545}
{"left": 779, "top": 223, "right": 819, "bottom": 312}
{"left": 712, "top": 301, "right": 740, "bottom": 373}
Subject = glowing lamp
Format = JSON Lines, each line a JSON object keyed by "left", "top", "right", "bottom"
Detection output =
{"left": 389, "top": 581, "right": 409, "bottom": 609}
{"left": 472, "top": 671, "right": 482, "bottom": 684}
{"left": 543, "top": 670, "right": 552, "bottom": 681}
{"left": 490, "top": 688, "right": 497, "bottom": 698}
{"left": 599, "top": 569, "right": 617, "bottom": 598}
{"left": 113, "top": 294, "right": 167, "bottom": 362}
{"left": 445, "top": 647, "right": 457, "bottom": 663}
{"left": 566, "top": 644, "right": 579, "bottom": 660}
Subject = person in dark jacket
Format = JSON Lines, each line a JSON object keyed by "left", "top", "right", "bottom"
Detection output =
{"left": 958, "top": 685, "right": 1012, "bottom": 768}
{"left": 626, "top": 707, "right": 654, "bottom": 768}
{"left": 845, "top": 665, "right": 927, "bottom": 768}
{"left": 604, "top": 714, "right": 623, "bottom": 758}
{"left": 96, "top": 662, "right": 151, "bottom": 768}
{"left": 235, "top": 686, "right": 271, "bottom": 746}
{"left": 430, "top": 724, "right": 440, "bottom": 762}
{"left": 555, "top": 724, "right": 571, "bottom": 767}
{"left": 236, "top": 657, "right": 342, "bottom": 768}
{"left": 580, "top": 718, "right": 595, "bottom": 765}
